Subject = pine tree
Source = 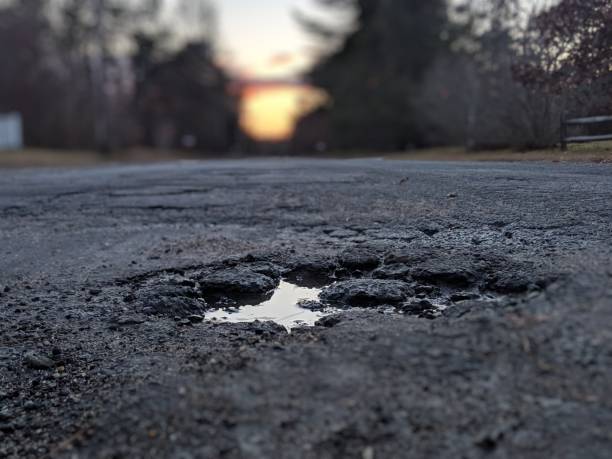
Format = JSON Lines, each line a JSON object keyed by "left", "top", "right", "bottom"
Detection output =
{"left": 300, "top": 0, "right": 449, "bottom": 150}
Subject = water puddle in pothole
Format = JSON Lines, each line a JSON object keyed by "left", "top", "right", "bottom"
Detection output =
{"left": 203, "top": 279, "right": 505, "bottom": 330}
{"left": 205, "top": 281, "right": 334, "bottom": 330}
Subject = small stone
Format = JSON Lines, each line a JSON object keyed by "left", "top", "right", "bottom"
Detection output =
{"left": 23, "top": 401, "right": 38, "bottom": 411}
{"left": 373, "top": 264, "right": 411, "bottom": 280}
{"left": 285, "top": 257, "right": 336, "bottom": 286}
{"left": 448, "top": 192, "right": 458, "bottom": 198}
{"left": 321, "top": 280, "right": 412, "bottom": 308}
{"left": 199, "top": 265, "right": 279, "bottom": 296}
{"left": 187, "top": 314, "right": 204, "bottom": 323}
{"left": 0, "top": 410, "right": 12, "bottom": 422}
{"left": 136, "top": 281, "right": 207, "bottom": 318}
{"left": 24, "top": 352, "right": 55, "bottom": 370}
{"left": 418, "top": 225, "right": 440, "bottom": 237}
{"left": 362, "top": 446, "right": 375, "bottom": 459}
{"left": 316, "top": 315, "right": 342, "bottom": 328}
{"left": 338, "top": 249, "right": 380, "bottom": 270}
{"left": 412, "top": 268, "right": 476, "bottom": 288}
{"left": 297, "top": 300, "right": 325, "bottom": 311}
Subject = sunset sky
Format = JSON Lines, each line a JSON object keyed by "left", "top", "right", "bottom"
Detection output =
{"left": 215, "top": 0, "right": 326, "bottom": 79}
{"left": 213, "top": 0, "right": 335, "bottom": 141}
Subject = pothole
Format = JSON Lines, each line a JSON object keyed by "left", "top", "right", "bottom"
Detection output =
{"left": 205, "top": 281, "right": 337, "bottom": 330}
{"left": 124, "top": 250, "right": 556, "bottom": 329}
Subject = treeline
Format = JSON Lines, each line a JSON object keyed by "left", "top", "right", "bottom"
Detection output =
{"left": 293, "top": 0, "right": 612, "bottom": 152}
{"left": 0, "top": 0, "right": 238, "bottom": 152}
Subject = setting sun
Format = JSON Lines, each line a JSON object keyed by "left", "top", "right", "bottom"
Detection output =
{"left": 239, "top": 83, "right": 326, "bottom": 142}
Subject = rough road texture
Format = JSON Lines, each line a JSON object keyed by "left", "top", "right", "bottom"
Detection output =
{"left": 1, "top": 159, "right": 612, "bottom": 458}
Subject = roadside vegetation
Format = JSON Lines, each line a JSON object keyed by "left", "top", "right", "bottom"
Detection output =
{"left": 0, "top": 0, "right": 609, "bottom": 158}
{"left": 2, "top": 140, "right": 612, "bottom": 170}
{"left": 292, "top": 0, "right": 612, "bottom": 153}
{"left": 0, "top": 0, "right": 238, "bottom": 153}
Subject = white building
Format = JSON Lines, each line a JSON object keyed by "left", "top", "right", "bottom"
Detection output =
{"left": 0, "top": 113, "right": 23, "bottom": 150}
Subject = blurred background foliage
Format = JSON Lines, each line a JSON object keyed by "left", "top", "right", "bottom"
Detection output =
{"left": 0, "top": 0, "right": 238, "bottom": 152}
{"left": 0, "top": 0, "right": 610, "bottom": 154}
{"left": 293, "top": 0, "right": 612, "bottom": 152}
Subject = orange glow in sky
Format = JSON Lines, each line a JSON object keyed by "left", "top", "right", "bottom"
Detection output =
{"left": 210, "top": 0, "right": 345, "bottom": 142}
{"left": 240, "top": 84, "right": 326, "bottom": 141}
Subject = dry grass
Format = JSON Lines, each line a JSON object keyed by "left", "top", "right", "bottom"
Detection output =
{"left": 2, "top": 141, "right": 612, "bottom": 169}
{"left": 0, "top": 148, "right": 212, "bottom": 169}
{"left": 385, "top": 141, "right": 612, "bottom": 163}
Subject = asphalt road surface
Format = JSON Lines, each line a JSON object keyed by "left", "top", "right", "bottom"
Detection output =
{"left": 1, "top": 159, "right": 612, "bottom": 458}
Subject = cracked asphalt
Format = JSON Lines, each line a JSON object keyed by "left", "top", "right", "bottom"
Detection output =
{"left": 1, "top": 158, "right": 612, "bottom": 458}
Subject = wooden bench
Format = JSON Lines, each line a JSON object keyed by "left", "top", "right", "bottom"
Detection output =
{"left": 561, "top": 115, "right": 612, "bottom": 151}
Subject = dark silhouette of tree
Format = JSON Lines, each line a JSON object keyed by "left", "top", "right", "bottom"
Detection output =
{"left": 0, "top": 0, "right": 66, "bottom": 147}
{"left": 133, "top": 37, "right": 238, "bottom": 151}
{"left": 297, "top": 0, "right": 450, "bottom": 151}
{"left": 295, "top": 0, "right": 610, "bottom": 152}
{"left": 514, "top": 0, "right": 612, "bottom": 94}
